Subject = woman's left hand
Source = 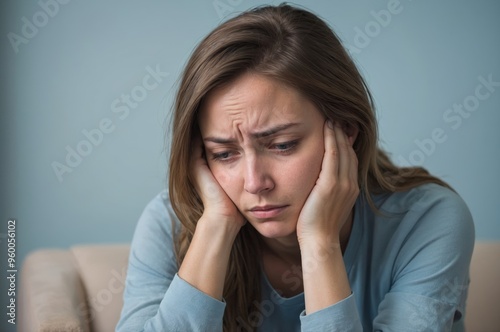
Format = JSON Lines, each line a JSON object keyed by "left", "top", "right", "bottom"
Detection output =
{"left": 296, "top": 120, "right": 359, "bottom": 245}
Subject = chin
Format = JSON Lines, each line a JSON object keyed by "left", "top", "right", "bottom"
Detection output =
{"left": 249, "top": 219, "right": 298, "bottom": 240}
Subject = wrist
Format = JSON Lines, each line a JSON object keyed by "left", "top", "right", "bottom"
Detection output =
{"left": 300, "top": 233, "right": 351, "bottom": 314}
{"left": 299, "top": 234, "right": 341, "bottom": 258}
{"left": 180, "top": 216, "right": 240, "bottom": 301}
{"left": 197, "top": 214, "right": 242, "bottom": 242}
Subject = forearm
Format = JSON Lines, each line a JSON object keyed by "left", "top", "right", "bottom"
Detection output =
{"left": 178, "top": 216, "right": 239, "bottom": 300}
{"left": 300, "top": 236, "right": 351, "bottom": 314}
{"left": 117, "top": 196, "right": 230, "bottom": 331}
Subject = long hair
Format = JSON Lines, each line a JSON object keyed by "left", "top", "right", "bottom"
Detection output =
{"left": 168, "top": 4, "right": 449, "bottom": 330}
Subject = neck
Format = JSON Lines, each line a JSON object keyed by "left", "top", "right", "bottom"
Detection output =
{"left": 261, "top": 233, "right": 302, "bottom": 264}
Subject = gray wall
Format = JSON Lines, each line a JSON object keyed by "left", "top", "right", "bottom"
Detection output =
{"left": 1, "top": 1, "right": 499, "bottom": 330}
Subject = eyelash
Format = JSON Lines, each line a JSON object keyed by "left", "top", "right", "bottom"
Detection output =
{"left": 210, "top": 140, "right": 299, "bottom": 163}
{"left": 211, "top": 151, "right": 232, "bottom": 161}
{"left": 271, "top": 140, "right": 299, "bottom": 154}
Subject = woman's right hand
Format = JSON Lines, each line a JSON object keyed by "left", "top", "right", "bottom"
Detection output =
{"left": 190, "top": 133, "right": 246, "bottom": 231}
{"left": 178, "top": 133, "right": 245, "bottom": 300}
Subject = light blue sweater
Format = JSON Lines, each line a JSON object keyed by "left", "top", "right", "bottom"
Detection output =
{"left": 116, "top": 183, "right": 474, "bottom": 331}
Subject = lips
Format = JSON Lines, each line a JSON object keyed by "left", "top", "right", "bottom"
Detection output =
{"left": 248, "top": 205, "right": 288, "bottom": 219}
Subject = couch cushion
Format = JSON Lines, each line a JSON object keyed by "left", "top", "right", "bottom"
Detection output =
{"left": 19, "top": 249, "right": 90, "bottom": 332}
{"left": 465, "top": 242, "right": 500, "bottom": 331}
{"left": 71, "top": 244, "right": 129, "bottom": 332}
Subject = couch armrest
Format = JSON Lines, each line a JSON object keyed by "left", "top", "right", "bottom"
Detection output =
{"left": 71, "top": 244, "right": 129, "bottom": 332}
{"left": 18, "top": 249, "right": 90, "bottom": 332}
{"left": 465, "top": 242, "right": 500, "bottom": 331}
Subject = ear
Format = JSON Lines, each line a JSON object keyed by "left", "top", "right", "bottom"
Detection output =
{"left": 343, "top": 122, "right": 359, "bottom": 146}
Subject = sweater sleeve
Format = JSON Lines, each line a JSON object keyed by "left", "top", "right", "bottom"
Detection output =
{"left": 372, "top": 186, "right": 475, "bottom": 331}
{"left": 299, "top": 294, "right": 363, "bottom": 331}
{"left": 115, "top": 191, "right": 225, "bottom": 332}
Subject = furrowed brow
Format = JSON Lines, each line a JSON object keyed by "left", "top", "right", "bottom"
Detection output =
{"left": 203, "top": 123, "right": 299, "bottom": 144}
{"left": 203, "top": 136, "right": 236, "bottom": 144}
{"left": 251, "top": 123, "right": 299, "bottom": 139}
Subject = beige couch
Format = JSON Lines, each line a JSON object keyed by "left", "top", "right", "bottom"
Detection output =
{"left": 18, "top": 243, "right": 500, "bottom": 331}
{"left": 18, "top": 245, "right": 129, "bottom": 332}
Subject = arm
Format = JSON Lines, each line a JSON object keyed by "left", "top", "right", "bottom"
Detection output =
{"left": 117, "top": 135, "right": 244, "bottom": 331}
{"left": 299, "top": 200, "right": 474, "bottom": 332}
{"left": 116, "top": 192, "right": 228, "bottom": 332}
{"left": 177, "top": 215, "right": 239, "bottom": 300}
{"left": 177, "top": 133, "right": 245, "bottom": 300}
{"left": 372, "top": 187, "right": 475, "bottom": 331}
{"left": 297, "top": 120, "right": 363, "bottom": 331}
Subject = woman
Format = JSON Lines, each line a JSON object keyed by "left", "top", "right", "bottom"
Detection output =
{"left": 117, "top": 4, "right": 474, "bottom": 331}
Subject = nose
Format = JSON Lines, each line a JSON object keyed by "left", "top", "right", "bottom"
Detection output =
{"left": 243, "top": 155, "right": 274, "bottom": 195}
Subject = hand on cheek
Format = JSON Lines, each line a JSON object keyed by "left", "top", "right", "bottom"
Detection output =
{"left": 296, "top": 120, "right": 359, "bottom": 244}
{"left": 190, "top": 133, "right": 245, "bottom": 229}
{"left": 180, "top": 134, "right": 245, "bottom": 301}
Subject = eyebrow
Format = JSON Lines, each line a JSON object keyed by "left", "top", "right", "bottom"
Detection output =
{"left": 203, "top": 122, "right": 300, "bottom": 144}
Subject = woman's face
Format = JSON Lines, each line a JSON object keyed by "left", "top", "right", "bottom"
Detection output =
{"left": 198, "top": 73, "right": 325, "bottom": 241}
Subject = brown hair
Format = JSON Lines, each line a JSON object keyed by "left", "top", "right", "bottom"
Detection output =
{"left": 168, "top": 4, "right": 449, "bottom": 330}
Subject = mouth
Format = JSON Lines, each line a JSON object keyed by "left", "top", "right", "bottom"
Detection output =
{"left": 248, "top": 205, "right": 288, "bottom": 219}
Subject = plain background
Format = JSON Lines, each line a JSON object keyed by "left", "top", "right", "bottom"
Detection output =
{"left": 1, "top": 1, "right": 499, "bottom": 330}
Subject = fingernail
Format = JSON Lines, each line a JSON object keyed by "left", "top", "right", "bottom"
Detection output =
{"left": 327, "top": 120, "right": 334, "bottom": 129}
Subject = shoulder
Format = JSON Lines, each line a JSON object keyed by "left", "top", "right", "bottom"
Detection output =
{"left": 372, "top": 183, "right": 474, "bottom": 238}
{"left": 357, "top": 184, "right": 475, "bottom": 329}
{"left": 133, "top": 189, "right": 180, "bottom": 241}
{"left": 118, "top": 191, "right": 185, "bottom": 330}
{"left": 129, "top": 190, "right": 181, "bottom": 274}
{"left": 368, "top": 183, "right": 475, "bottom": 282}
{"left": 375, "top": 183, "right": 471, "bottom": 218}
{"left": 358, "top": 183, "right": 475, "bottom": 277}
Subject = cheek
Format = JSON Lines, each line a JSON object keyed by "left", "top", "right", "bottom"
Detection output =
{"left": 210, "top": 165, "right": 230, "bottom": 187}
{"left": 301, "top": 155, "right": 322, "bottom": 189}
{"left": 267, "top": 163, "right": 314, "bottom": 222}
{"left": 286, "top": 142, "right": 324, "bottom": 198}
{"left": 210, "top": 165, "right": 241, "bottom": 199}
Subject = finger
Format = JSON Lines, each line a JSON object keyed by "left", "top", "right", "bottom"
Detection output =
{"left": 319, "top": 119, "right": 339, "bottom": 186}
{"left": 333, "top": 122, "right": 352, "bottom": 180}
{"left": 333, "top": 122, "right": 359, "bottom": 189}
{"left": 190, "top": 133, "right": 207, "bottom": 191}
{"left": 192, "top": 132, "right": 226, "bottom": 202}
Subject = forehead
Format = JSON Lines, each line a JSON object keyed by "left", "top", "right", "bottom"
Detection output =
{"left": 198, "top": 73, "right": 318, "bottom": 135}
